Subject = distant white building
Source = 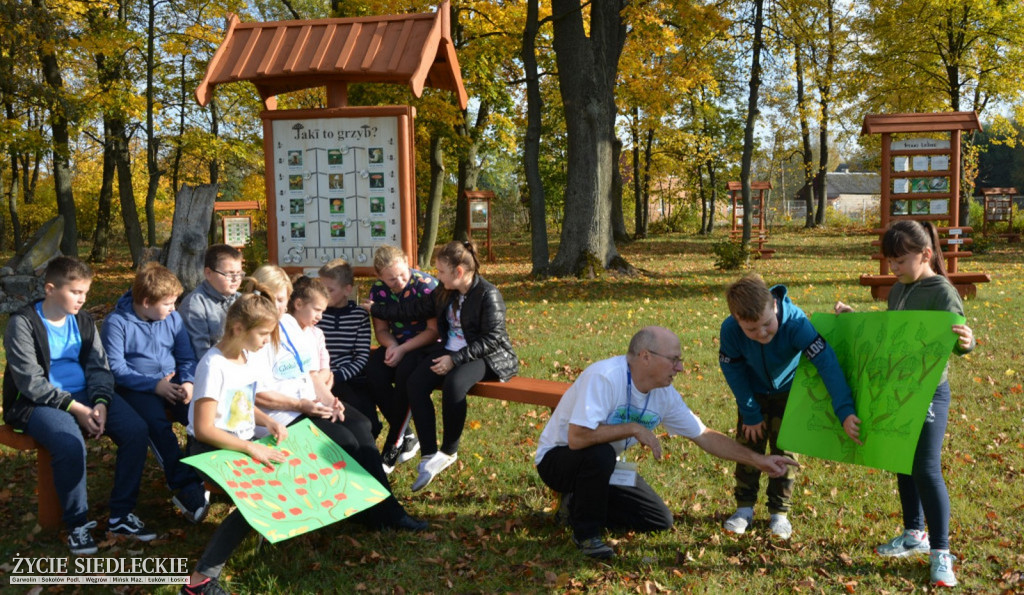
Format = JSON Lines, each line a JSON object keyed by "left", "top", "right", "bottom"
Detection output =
{"left": 827, "top": 171, "right": 881, "bottom": 222}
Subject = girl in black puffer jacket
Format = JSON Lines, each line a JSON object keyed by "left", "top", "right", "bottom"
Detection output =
{"left": 367, "top": 240, "right": 517, "bottom": 492}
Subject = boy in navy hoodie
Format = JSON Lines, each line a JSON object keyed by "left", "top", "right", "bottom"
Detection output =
{"left": 101, "top": 262, "right": 209, "bottom": 523}
{"left": 718, "top": 273, "right": 861, "bottom": 540}
{"left": 3, "top": 257, "right": 155, "bottom": 554}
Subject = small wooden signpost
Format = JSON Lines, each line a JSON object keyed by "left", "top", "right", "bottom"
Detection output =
{"left": 860, "top": 112, "right": 990, "bottom": 299}
{"left": 213, "top": 200, "right": 260, "bottom": 248}
{"left": 727, "top": 181, "right": 775, "bottom": 259}
{"left": 981, "top": 187, "right": 1018, "bottom": 241}
{"left": 464, "top": 190, "right": 494, "bottom": 262}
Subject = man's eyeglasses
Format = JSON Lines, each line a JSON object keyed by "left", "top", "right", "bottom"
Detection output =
{"left": 213, "top": 269, "right": 244, "bottom": 281}
{"left": 647, "top": 350, "right": 683, "bottom": 366}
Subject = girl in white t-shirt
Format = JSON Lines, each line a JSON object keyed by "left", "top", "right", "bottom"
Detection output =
{"left": 183, "top": 289, "right": 287, "bottom": 594}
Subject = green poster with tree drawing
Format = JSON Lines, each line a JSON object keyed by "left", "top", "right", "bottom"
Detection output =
{"left": 778, "top": 311, "right": 963, "bottom": 474}
{"left": 183, "top": 418, "right": 389, "bottom": 543}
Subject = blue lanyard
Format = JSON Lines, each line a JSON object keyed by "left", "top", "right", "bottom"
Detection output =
{"left": 278, "top": 322, "right": 305, "bottom": 373}
{"left": 623, "top": 366, "right": 651, "bottom": 450}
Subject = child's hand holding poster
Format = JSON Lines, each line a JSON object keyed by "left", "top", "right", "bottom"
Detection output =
{"left": 183, "top": 418, "right": 388, "bottom": 543}
{"left": 779, "top": 311, "right": 963, "bottom": 474}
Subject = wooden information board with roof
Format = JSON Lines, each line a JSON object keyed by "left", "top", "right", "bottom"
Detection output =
{"left": 981, "top": 187, "right": 1018, "bottom": 240}
{"left": 727, "top": 181, "right": 774, "bottom": 259}
{"left": 195, "top": 2, "right": 467, "bottom": 275}
{"left": 860, "top": 112, "right": 990, "bottom": 299}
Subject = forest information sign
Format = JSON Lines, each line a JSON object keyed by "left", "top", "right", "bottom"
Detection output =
{"left": 183, "top": 419, "right": 389, "bottom": 543}
{"left": 262, "top": 106, "right": 417, "bottom": 275}
{"left": 778, "top": 311, "right": 962, "bottom": 474}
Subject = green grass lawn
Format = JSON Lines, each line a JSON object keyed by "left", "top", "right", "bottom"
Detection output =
{"left": 1, "top": 228, "right": 1022, "bottom": 593}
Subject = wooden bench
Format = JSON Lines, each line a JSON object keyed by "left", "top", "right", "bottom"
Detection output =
{"left": 466, "top": 376, "right": 568, "bottom": 409}
{"left": 0, "top": 425, "right": 61, "bottom": 530}
{"left": 860, "top": 272, "right": 991, "bottom": 300}
{"left": 4, "top": 376, "right": 571, "bottom": 512}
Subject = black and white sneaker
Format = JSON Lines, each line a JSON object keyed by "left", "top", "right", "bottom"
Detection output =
{"left": 108, "top": 513, "right": 157, "bottom": 542}
{"left": 68, "top": 520, "right": 98, "bottom": 555}
{"left": 397, "top": 433, "right": 420, "bottom": 465}
{"left": 381, "top": 443, "right": 401, "bottom": 474}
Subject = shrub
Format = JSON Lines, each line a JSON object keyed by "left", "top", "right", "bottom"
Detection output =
{"left": 712, "top": 239, "right": 749, "bottom": 270}
{"left": 968, "top": 198, "right": 984, "bottom": 228}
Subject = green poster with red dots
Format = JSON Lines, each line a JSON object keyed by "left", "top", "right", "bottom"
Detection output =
{"left": 182, "top": 418, "right": 389, "bottom": 543}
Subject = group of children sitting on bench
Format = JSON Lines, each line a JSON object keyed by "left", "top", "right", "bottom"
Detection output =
{"left": 2, "top": 239, "right": 514, "bottom": 595}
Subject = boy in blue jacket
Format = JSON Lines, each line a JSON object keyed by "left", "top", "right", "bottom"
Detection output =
{"left": 101, "top": 262, "right": 209, "bottom": 523}
{"left": 718, "top": 273, "right": 860, "bottom": 540}
{"left": 3, "top": 257, "right": 155, "bottom": 554}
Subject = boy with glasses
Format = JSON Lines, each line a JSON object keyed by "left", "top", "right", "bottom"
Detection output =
{"left": 179, "top": 244, "right": 243, "bottom": 360}
{"left": 719, "top": 273, "right": 860, "bottom": 540}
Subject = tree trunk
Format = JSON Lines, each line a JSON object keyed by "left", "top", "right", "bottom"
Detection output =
{"left": 90, "top": 118, "right": 116, "bottom": 263}
{"left": 522, "top": 0, "right": 549, "bottom": 275}
{"left": 739, "top": 0, "right": 766, "bottom": 247}
{"left": 0, "top": 159, "right": 7, "bottom": 251}
{"left": 94, "top": 36, "right": 145, "bottom": 266}
{"left": 4, "top": 103, "right": 23, "bottom": 250}
{"left": 698, "top": 163, "right": 709, "bottom": 234}
{"left": 207, "top": 97, "right": 221, "bottom": 242}
{"left": 171, "top": 54, "right": 186, "bottom": 197}
{"left": 813, "top": 0, "right": 835, "bottom": 226}
{"left": 632, "top": 108, "right": 643, "bottom": 238}
{"left": 34, "top": 0, "right": 77, "bottom": 256}
{"left": 794, "top": 40, "right": 816, "bottom": 228}
{"left": 19, "top": 148, "right": 40, "bottom": 204}
{"left": 641, "top": 127, "right": 653, "bottom": 235}
{"left": 453, "top": 102, "right": 489, "bottom": 242}
{"left": 813, "top": 114, "right": 828, "bottom": 225}
{"left": 145, "top": 0, "right": 160, "bottom": 246}
{"left": 418, "top": 133, "right": 445, "bottom": 269}
{"left": 707, "top": 162, "right": 718, "bottom": 233}
{"left": 549, "top": 0, "right": 632, "bottom": 276}
{"left": 611, "top": 137, "right": 629, "bottom": 242}
{"left": 163, "top": 184, "right": 218, "bottom": 294}
{"left": 113, "top": 118, "right": 145, "bottom": 266}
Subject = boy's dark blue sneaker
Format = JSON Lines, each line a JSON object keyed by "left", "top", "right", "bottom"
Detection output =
{"left": 108, "top": 513, "right": 157, "bottom": 541}
{"left": 173, "top": 484, "right": 211, "bottom": 523}
{"left": 68, "top": 520, "right": 98, "bottom": 555}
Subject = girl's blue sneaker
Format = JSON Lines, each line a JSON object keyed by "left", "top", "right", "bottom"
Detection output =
{"left": 930, "top": 550, "right": 958, "bottom": 587}
{"left": 875, "top": 529, "right": 929, "bottom": 557}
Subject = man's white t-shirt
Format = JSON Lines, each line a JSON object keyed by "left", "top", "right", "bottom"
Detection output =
{"left": 188, "top": 347, "right": 258, "bottom": 441}
{"left": 251, "top": 314, "right": 321, "bottom": 436}
{"left": 535, "top": 355, "right": 706, "bottom": 465}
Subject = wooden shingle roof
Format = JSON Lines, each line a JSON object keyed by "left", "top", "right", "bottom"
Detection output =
{"left": 861, "top": 112, "right": 981, "bottom": 135}
{"left": 195, "top": 1, "right": 467, "bottom": 109}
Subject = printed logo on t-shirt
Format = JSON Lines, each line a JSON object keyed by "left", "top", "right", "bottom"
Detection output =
{"left": 272, "top": 353, "right": 311, "bottom": 380}
{"left": 606, "top": 406, "right": 661, "bottom": 430}
{"left": 222, "top": 383, "right": 256, "bottom": 431}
